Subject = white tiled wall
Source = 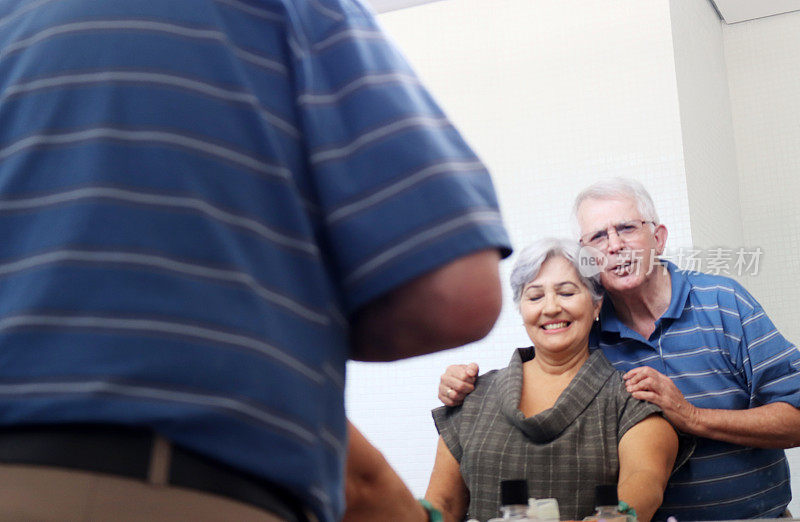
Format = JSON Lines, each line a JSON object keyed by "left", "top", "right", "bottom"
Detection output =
{"left": 346, "top": 0, "right": 800, "bottom": 512}
{"left": 724, "top": 10, "right": 800, "bottom": 352}
{"left": 347, "top": 0, "right": 695, "bottom": 499}
{"left": 669, "top": 0, "right": 745, "bottom": 258}
{"left": 723, "top": 10, "right": 800, "bottom": 513}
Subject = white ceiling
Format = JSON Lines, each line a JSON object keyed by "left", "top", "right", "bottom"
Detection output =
{"left": 710, "top": 0, "right": 800, "bottom": 23}
{"left": 368, "top": 0, "right": 800, "bottom": 23}
{"left": 368, "top": 0, "right": 443, "bottom": 13}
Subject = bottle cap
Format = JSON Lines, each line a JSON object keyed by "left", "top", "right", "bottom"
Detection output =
{"left": 530, "top": 498, "right": 560, "bottom": 521}
{"left": 595, "top": 484, "right": 618, "bottom": 506}
{"left": 501, "top": 479, "right": 528, "bottom": 506}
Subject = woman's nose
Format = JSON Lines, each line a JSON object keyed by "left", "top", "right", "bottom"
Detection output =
{"left": 542, "top": 293, "right": 561, "bottom": 314}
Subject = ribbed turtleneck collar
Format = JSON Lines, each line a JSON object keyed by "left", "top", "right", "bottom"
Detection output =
{"left": 499, "top": 348, "right": 616, "bottom": 442}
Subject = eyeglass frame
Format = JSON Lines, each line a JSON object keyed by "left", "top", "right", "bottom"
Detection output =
{"left": 579, "top": 219, "right": 657, "bottom": 248}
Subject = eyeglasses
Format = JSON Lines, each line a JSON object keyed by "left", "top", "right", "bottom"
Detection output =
{"left": 580, "top": 220, "right": 655, "bottom": 248}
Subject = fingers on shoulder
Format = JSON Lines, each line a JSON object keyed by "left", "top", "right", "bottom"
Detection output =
{"left": 630, "top": 390, "right": 658, "bottom": 403}
{"left": 445, "top": 364, "right": 476, "bottom": 381}
{"left": 441, "top": 371, "right": 476, "bottom": 392}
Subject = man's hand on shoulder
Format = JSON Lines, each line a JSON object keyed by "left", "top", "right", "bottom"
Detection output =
{"left": 624, "top": 366, "right": 699, "bottom": 433}
{"left": 626, "top": 366, "right": 800, "bottom": 448}
{"left": 438, "top": 362, "right": 479, "bottom": 406}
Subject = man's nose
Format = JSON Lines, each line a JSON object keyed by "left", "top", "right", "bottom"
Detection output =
{"left": 605, "top": 227, "right": 624, "bottom": 253}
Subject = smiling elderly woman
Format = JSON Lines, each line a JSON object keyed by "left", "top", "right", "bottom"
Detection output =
{"left": 424, "top": 238, "right": 680, "bottom": 522}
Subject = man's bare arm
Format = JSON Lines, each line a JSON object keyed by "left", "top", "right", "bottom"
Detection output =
{"left": 343, "top": 421, "right": 427, "bottom": 521}
{"left": 351, "top": 249, "right": 502, "bottom": 361}
{"left": 625, "top": 366, "right": 800, "bottom": 448}
{"left": 675, "top": 402, "right": 800, "bottom": 448}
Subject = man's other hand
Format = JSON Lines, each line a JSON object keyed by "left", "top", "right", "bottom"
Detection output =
{"left": 438, "top": 363, "right": 479, "bottom": 406}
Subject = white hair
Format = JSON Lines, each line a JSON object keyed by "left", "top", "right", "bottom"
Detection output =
{"left": 509, "top": 237, "right": 603, "bottom": 308}
{"left": 571, "top": 177, "right": 659, "bottom": 235}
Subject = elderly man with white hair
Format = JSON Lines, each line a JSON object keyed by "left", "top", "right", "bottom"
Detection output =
{"left": 439, "top": 177, "right": 800, "bottom": 520}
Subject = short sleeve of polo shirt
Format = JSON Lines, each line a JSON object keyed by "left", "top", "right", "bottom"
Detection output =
{"left": 730, "top": 281, "right": 800, "bottom": 408}
{"left": 287, "top": 0, "right": 511, "bottom": 313}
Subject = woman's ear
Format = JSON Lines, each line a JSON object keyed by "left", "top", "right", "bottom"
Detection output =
{"left": 593, "top": 297, "right": 603, "bottom": 321}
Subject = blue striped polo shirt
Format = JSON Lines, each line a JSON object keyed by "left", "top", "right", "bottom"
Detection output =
{"left": 0, "top": 1, "right": 510, "bottom": 519}
{"left": 594, "top": 261, "right": 800, "bottom": 519}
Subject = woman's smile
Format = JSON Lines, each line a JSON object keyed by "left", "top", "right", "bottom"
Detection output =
{"left": 541, "top": 321, "right": 570, "bottom": 331}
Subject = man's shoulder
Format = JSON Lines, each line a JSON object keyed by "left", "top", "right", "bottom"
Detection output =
{"left": 679, "top": 266, "right": 739, "bottom": 287}
{"left": 681, "top": 270, "right": 758, "bottom": 309}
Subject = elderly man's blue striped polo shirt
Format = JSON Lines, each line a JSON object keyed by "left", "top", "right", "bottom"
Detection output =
{"left": 0, "top": 0, "right": 511, "bottom": 519}
{"left": 595, "top": 261, "right": 800, "bottom": 520}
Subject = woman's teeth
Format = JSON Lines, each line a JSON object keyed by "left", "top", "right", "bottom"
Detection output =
{"left": 543, "top": 322, "right": 568, "bottom": 330}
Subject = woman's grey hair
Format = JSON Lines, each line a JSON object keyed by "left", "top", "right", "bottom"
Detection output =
{"left": 510, "top": 237, "right": 604, "bottom": 307}
{"left": 571, "top": 177, "right": 660, "bottom": 233}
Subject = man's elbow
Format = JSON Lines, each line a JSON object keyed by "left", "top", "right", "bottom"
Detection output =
{"left": 405, "top": 248, "right": 502, "bottom": 354}
{"left": 351, "top": 249, "right": 502, "bottom": 361}
{"left": 437, "top": 273, "right": 502, "bottom": 346}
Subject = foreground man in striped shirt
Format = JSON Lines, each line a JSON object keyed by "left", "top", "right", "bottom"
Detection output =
{"left": 440, "top": 177, "right": 800, "bottom": 519}
{"left": 0, "top": 0, "right": 512, "bottom": 520}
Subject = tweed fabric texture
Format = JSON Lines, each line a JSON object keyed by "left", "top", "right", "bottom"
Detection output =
{"left": 433, "top": 348, "right": 661, "bottom": 521}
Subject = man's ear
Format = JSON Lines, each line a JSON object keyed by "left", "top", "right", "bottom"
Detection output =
{"left": 653, "top": 223, "right": 668, "bottom": 255}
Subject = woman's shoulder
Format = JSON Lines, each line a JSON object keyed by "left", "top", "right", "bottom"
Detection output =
{"left": 593, "top": 358, "right": 664, "bottom": 430}
{"left": 463, "top": 368, "right": 502, "bottom": 404}
{"left": 587, "top": 351, "right": 656, "bottom": 410}
{"left": 583, "top": 349, "right": 622, "bottom": 387}
{"left": 432, "top": 367, "right": 504, "bottom": 436}
{"left": 466, "top": 348, "right": 528, "bottom": 401}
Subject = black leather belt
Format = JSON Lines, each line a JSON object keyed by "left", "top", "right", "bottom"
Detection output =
{"left": 0, "top": 424, "right": 311, "bottom": 522}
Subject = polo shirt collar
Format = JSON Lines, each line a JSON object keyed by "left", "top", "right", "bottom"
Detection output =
{"left": 661, "top": 260, "right": 691, "bottom": 320}
{"left": 597, "top": 260, "right": 691, "bottom": 338}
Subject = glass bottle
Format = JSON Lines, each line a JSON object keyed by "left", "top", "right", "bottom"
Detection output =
{"left": 583, "top": 485, "right": 628, "bottom": 522}
{"left": 488, "top": 479, "right": 531, "bottom": 521}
